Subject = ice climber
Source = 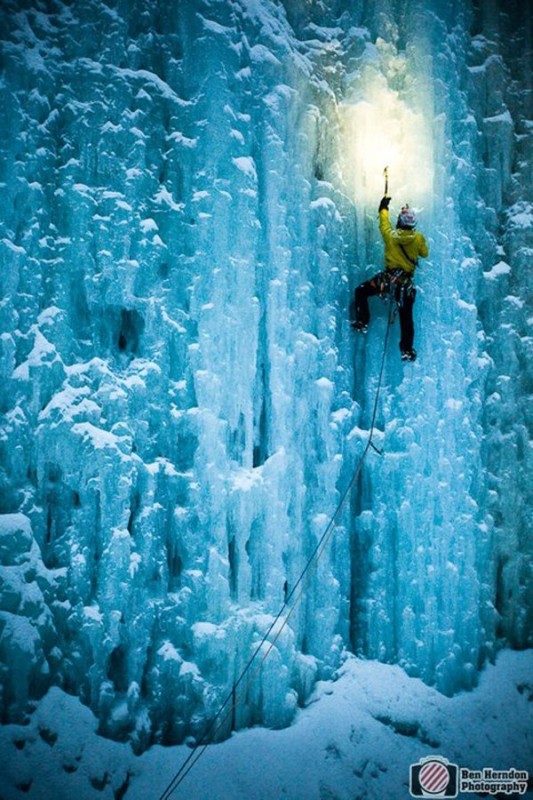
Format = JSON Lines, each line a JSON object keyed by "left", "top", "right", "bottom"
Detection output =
{"left": 352, "top": 196, "right": 429, "bottom": 361}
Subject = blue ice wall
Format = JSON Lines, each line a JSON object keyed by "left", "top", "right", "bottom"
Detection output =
{"left": 0, "top": 0, "right": 531, "bottom": 748}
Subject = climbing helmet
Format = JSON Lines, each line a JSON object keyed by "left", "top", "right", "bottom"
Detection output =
{"left": 397, "top": 204, "right": 417, "bottom": 229}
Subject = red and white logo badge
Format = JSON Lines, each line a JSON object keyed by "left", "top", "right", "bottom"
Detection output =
{"left": 410, "top": 756, "right": 459, "bottom": 797}
{"left": 419, "top": 760, "right": 451, "bottom": 793}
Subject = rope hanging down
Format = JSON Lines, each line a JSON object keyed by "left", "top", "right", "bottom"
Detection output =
{"left": 158, "top": 292, "right": 396, "bottom": 800}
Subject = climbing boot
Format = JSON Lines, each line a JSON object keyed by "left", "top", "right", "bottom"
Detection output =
{"left": 401, "top": 348, "right": 417, "bottom": 362}
{"left": 351, "top": 321, "right": 368, "bottom": 333}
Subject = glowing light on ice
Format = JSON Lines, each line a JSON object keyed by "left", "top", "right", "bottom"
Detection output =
{"left": 339, "top": 86, "right": 434, "bottom": 209}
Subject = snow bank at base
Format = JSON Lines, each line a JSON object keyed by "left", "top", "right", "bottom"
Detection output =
{"left": 1, "top": 649, "right": 532, "bottom": 800}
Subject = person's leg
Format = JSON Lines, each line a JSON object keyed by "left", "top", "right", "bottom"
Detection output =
{"left": 354, "top": 273, "right": 384, "bottom": 327}
{"left": 397, "top": 285, "right": 416, "bottom": 354}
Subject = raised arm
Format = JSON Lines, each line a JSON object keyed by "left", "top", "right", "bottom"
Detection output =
{"left": 378, "top": 196, "right": 393, "bottom": 242}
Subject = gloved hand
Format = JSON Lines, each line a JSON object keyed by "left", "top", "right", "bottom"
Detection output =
{"left": 379, "top": 196, "right": 391, "bottom": 212}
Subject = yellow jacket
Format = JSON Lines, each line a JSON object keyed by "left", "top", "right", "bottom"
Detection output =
{"left": 379, "top": 209, "right": 429, "bottom": 274}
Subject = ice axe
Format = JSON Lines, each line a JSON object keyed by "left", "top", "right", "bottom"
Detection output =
{"left": 383, "top": 166, "right": 389, "bottom": 197}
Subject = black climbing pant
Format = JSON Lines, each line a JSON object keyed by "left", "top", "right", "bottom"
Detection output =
{"left": 354, "top": 271, "right": 417, "bottom": 353}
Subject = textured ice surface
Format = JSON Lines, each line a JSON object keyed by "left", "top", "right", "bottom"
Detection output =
{"left": 0, "top": 0, "right": 531, "bottom": 752}
{"left": 0, "top": 649, "right": 532, "bottom": 800}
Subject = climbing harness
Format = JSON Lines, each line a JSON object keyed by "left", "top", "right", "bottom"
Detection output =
{"left": 158, "top": 294, "right": 396, "bottom": 800}
{"left": 374, "top": 268, "right": 414, "bottom": 325}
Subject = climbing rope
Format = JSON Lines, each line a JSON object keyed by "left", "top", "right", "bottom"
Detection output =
{"left": 158, "top": 292, "right": 396, "bottom": 800}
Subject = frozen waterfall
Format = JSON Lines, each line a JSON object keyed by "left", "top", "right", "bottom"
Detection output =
{"left": 0, "top": 0, "right": 531, "bottom": 753}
